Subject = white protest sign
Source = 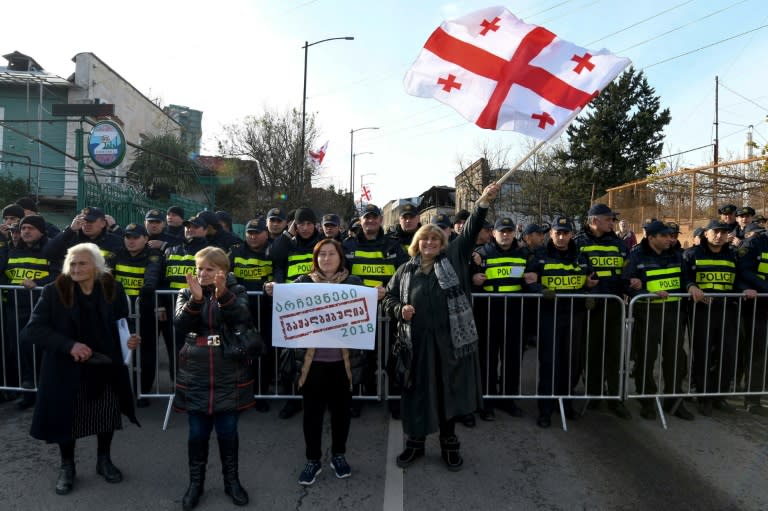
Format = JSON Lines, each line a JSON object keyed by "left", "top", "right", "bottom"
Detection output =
{"left": 271, "top": 283, "right": 378, "bottom": 349}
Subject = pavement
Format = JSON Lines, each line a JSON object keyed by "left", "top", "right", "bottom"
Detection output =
{"left": 1, "top": 394, "right": 767, "bottom": 511}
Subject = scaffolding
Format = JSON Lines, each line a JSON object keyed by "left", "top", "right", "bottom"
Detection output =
{"left": 598, "top": 156, "right": 768, "bottom": 243}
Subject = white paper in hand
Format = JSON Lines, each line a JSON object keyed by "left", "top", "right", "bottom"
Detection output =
{"left": 117, "top": 318, "right": 132, "bottom": 366}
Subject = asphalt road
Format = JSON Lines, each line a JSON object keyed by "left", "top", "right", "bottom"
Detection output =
{"left": 1, "top": 393, "right": 766, "bottom": 511}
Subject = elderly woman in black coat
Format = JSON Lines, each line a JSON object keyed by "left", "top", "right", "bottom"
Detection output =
{"left": 383, "top": 183, "right": 499, "bottom": 471}
{"left": 173, "top": 246, "right": 255, "bottom": 510}
{"left": 22, "top": 242, "right": 140, "bottom": 495}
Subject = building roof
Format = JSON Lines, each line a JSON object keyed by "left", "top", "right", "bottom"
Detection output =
{"left": 0, "top": 51, "right": 70, "bottom": 87}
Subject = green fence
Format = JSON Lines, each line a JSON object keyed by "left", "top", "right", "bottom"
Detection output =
{"left": 82, "top": 181, "right": 208, "bottom": 227}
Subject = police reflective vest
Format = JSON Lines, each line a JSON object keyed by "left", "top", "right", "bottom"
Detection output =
{"left": 286, "top": 252, "right": 314, "bottom": 282}
{"left": 683, "top": 244, "right": 736, "bottom": 292}
{"left": 4, "top": 255, "right": 50, "bottom": 284}
{"left": 113, "top": 247, "right": 161, "bottom": 297}
{"left": 477, "top": 241, "right": 526, "bottom": 292}
{"left": 344, "top": 231, "right": 406, "bottom": 288}
{"left": 574, "top": 229, "right": 627, "bottom": 294}
{"left": 735, "top": 235, "right": 768, "bottom": 293}
{"left": 230, "top": 245, "right": 272, "bottom": 290}
{"left": 626, "top": 238, "right": 683, "bottom": 303}
{"left": 526, "top": 240, "right": 591, "bottom": 293}
{"left": 163, "top": 238, "right": 208, "bottom": 289}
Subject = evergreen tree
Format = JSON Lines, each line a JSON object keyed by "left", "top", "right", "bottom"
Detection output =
{"left": 561, "top": 66, "right": 671, "bottom": 206}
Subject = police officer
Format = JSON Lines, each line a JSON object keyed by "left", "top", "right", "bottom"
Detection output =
{"left": 321, "top": 213, "right": 344, "bottom": 241}
{"left": 518, "top": 223, "right": 546, "bottom": 258}
{"left": 626, "top": 220, "right": 694, "bottom": 421}
{"left": 0, "top": 215, "right": 56, "bottom": 408}
{"left": 683, "top": 219, "right": 756, "bottom": 416}
{"left": 159, "top": 214, "right": 212, "bottom": 381}
{"left": 717, "top": 204, "right": 738, "bottom": 246}
{"left": 145, "top": 209, "right": 182, "bottom": 252}
{"left": 733, "top": 206, "right": 756, "bottom": 244}
{"left": 269, "top": 207, "right": 323, "bottom": 419}
{"left": 266, "top": 207, "right": 288, "bottom": 242}
{"left": 574, "top": 203, "right": 631, "bottom": 419}
{"left": 0, "top": 204, "right": 25, "bottom": 243}
{"left": 113, "top": 223, "right": 162, "bottom": 407}
{"left": 453, "top": 210, "right": 471, "bottom": 234}
{"left": 195, "top": 211, "right": 241, "bottom": 252}
{"left": 525, "top": 216, "right": 597, "bottom": 428}
{"left": 343, "top": 203, "right": 408, "bottom": 418}
{"left": 165, "top": 206, "right": 185, "bottom": 239}
{"left": 229, "top": 217, "right": 274, "bottom": 412}
{"left": 735, "top": 221, "right": 768, "bottom": 416}
{"left": 387, "top": 203, "right": 421, "bottom": 253}
{"left": 472, "top": 217, "right": 527, "bottom": 420}
{"left": 44, "top": 206, "right": 122, "bottom": 272}
{"left": 15, "top": 197, "right": 60, "bottom": 239}
{"left": 431, "top": 214, "right": 454, "bottom": 241}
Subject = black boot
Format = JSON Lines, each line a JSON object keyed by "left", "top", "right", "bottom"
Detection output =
{"left": 219, "top": 437, "right": 248, "bottom": 506}
{"left": 396, "top": 437, "right": 425, "bottom": 468}
{"left": 439, "top": 435, "right": 463, "bottom": 472}
{"left": 182, "top": 440, "right": 208, "bottom": 511}
{"left": 55, "top": 461, "right": 76, "bottom": 495}
{"left": 96, "top": 454, "right": 123, "bottom": 483}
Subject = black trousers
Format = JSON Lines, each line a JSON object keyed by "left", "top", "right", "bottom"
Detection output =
{"left": 538, "top": 302, "right": 584, "bottom": 415}
{"left": 585, "top": 298, "right": 624, "bottom": 396}
{"left": 739, "top": 297, "right": 768, "bottom": 398}
{"left": 690, "top": 299, "right": 738, "bottom": 394}
{"left": 302, "top": 360, "right": 351, "bottom": 460}
{"left": 631, "top": 300, "right": 687, "bottom": 395}
{"left": 476, "top": 296, "right": 524, "bottom": 397}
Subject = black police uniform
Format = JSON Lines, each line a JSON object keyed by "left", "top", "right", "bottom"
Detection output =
{"left": 343, "top": 227, "right": 408, "bottom": 411}
{"left": 44, "top": 224, "right": 123, "bottom": 272}
{"left": 682, "top": 240, "right": 739, "bottom": 397}
{"left": 526, "top": 238, "right": 593, "bottom": 422}
{"left": 113, "top": 243, "right": 162, "bottom": 395}
{"left": 573, "top": 226, "right": 627, "bottom": 402}
{"left": 473, "top": 237, "right": 527, "bottom": 413}
{"left": 735, "top": 233, "right": 768, "bottom": 407}
{"left": 625, "top": 237, "right": 687, "bottom": 398}
{"left": 0, "top": 235, "right": 55, "bottom": 396}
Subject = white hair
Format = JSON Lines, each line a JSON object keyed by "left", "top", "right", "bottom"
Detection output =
{"left": 62, "top": 242, "right": 108, "bottom": 277}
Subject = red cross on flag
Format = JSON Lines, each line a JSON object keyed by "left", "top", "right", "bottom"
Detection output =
{"left": 361, "top": 184, "right": 372, "bottom": 202}
{"left": 404, "top": 6, "right": 631, "bottom": 140}
{"left": 308, "top": 140, "right": 329, "bottom": 165}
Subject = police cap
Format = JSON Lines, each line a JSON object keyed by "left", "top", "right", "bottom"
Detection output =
{"left": 245, "top": 217, "right": 267, "bottom": 233}
{"left": 494, "top": 217, "right": 515, "bottom": 231}
{"left": 551, "top": 215, "right": 573, "bottom": 232}
{"left": 124, "top": 223, "right": 148, "bottom": 237}
{"left": 644, "top": 220, "right": 672, "bottom": 236}
{"left": 399, "top": 204, "right": 418, "bottom": 217}
{"left": 588, "top": 203, "right": 617, "bottom": 217}
{"left": 431, "top": 214, "right": 451, "bottom": 229}
{"left": 322, "top": 213, "right": 340, "bottom": 226}
{"left": 267, "top": 207, "right": 286, "bottom": 221}
{"left": 718, "top": 204, "right": 737, "bottom": 215}
{"left": 361, "top": 204, "right": 382, "bottom": 218}
{"left": 736, "top": 206, "right": 756, "bottom": 217}
{"left": 145, "top": 209, "right": 164, "bottom": 222}
{"left": 80, "top": 206, "right": 105, "bottom": 222}
{"left": 705, "top": 219, "right": 730, "bottom": 231}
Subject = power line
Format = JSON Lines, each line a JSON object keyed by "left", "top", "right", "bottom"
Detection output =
{"left": 654, "top": 144, "right": 714, "bottom": 161}
{"left": 618, "top": 0, "right": 748, "bottom": 53}
{"left": 643, "top": 23, "right": 768, "bottom": 70}
{"left": 538, "top": 0, "right": 602, "bottom": 25}
{"left": 521, "top": 0, "right": 573, "bottom": 20}
{"left": 719, "top": 81, "right": 768, "bottom": 112}
{"left": 587, "top": 0, "right": 695, "bottom": 46}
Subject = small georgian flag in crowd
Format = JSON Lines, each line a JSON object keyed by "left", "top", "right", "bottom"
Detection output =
{"left": 361, "top": 184, "right": 372, "bottom": 202}
{"left": 403, "top": 6, "right": 631, "bottom": 139}
{"left": 308, "top": 140, "right": 329, "bottom": 165}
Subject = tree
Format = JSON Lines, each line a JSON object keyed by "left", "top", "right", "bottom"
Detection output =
{"left": 217, "top": 107, "right": 321, "bottom": 212}
{"left": 128, "top": 133, "right": 205, "bottom": 198}
{"left": 0, "top": 173, "right": 30, "bottom": 207}
{"left": 561, "top": 66, "right": 671, "bottom": 210}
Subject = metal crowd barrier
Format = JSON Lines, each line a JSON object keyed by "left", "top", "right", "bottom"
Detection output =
{"left": 5, "top": 285, "right": 767, "bottom": 433}
{"left": 469, "top": 293, "right": 626, "bottom": 431}
{"left": 626, "top": 292, "right": 768, "bottom": 429}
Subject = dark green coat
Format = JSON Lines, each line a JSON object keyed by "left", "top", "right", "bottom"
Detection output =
{"left": 383, "top": 205, "right": 487, "bottom": 437}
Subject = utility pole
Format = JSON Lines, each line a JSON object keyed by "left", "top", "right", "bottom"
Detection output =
{"left": 713, "top": 76, "right": 719, "bottom": 207}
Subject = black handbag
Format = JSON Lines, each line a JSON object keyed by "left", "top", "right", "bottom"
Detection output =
{"left": 387, "top": 322, "right": 413, "bottom": 390}
{"left": 221, "top": 322, "right": 264, "bottom": 360}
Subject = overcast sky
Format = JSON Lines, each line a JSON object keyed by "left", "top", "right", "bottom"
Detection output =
{"left": 5, "top": 0, "right": 768, "bottom": 208}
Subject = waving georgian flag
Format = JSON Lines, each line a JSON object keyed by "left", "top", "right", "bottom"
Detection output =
{"left": 308, "top": 140, "right": 329, "bottom": 165}
{"left": 403, "top": 6, "right": 631, "bottom": 139}
{"left": 361, "top": 184, "right": 372, "bottom": 202}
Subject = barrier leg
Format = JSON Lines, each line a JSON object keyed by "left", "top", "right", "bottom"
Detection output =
{"left": 655, "top": 396, "right": 668, "bottom": 430}
{"left": 558, "top": 398, "right": 568, "bottom": 432}
{"left": 162, "top": 396, "right": 174, "bottom": 431}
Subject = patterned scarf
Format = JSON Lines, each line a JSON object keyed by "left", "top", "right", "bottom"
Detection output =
{"left": 400, "top": 254, "right": 478, "bottom": 359}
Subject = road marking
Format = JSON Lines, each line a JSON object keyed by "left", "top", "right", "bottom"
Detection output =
{"left": 383, "top": 416, "right": 404, "bottom": 511}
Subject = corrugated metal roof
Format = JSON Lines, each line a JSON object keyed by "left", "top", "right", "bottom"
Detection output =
{"left": 0, "top": 69, "right": 70, "bottom": 87}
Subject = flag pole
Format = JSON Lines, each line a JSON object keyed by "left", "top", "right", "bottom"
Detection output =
{"left": 496, "top": 139, "right": 547, "bottom": 185}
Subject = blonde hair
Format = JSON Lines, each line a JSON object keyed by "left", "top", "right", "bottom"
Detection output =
{"left": 408, "top": 224, "right": 448, "bottom": 257}
{"left": 62, "top": 242, "right": 107, "bottom": 277}
{"left": 194, "top": 246, "right": 230, "bottom": 272}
